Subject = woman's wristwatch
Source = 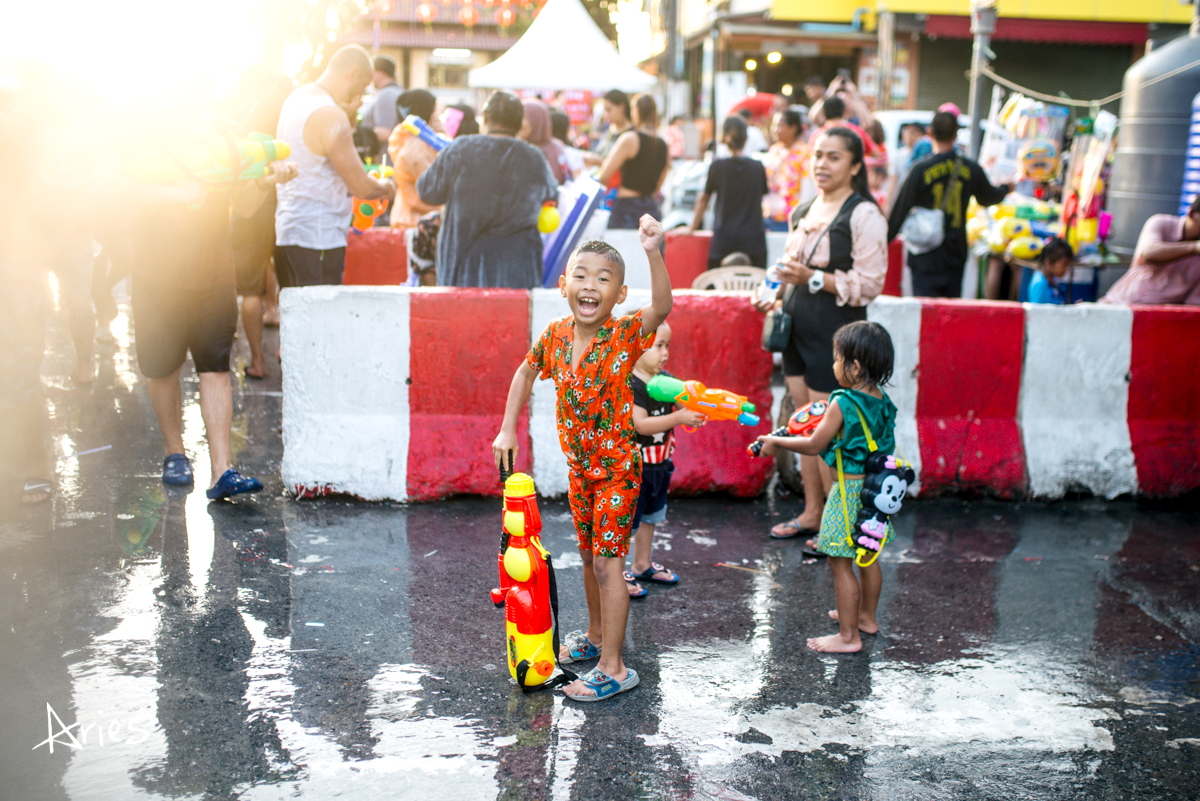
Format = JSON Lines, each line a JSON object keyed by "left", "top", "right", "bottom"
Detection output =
{"left": 808, "top": 270, "right": 825, "bottom": 294}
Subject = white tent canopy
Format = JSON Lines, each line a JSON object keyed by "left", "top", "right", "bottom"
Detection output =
{"left": 468, "top": 0, "right": 656, "bottom": 92}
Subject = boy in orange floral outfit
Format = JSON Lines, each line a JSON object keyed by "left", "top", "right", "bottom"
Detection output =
{"left": 493, "top": 214, "right": 673, "bottom": 701}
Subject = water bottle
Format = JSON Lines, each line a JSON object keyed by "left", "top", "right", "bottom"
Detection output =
{"left": 757, "top": 265, "right": 782, "bottom": 305}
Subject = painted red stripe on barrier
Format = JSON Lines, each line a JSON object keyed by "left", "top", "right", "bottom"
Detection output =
{"left": 882, "top": 239, "right": 904, "bottom": 297}
{"left": 664, "top": 230, "right": 714, "bottom": 290}
{"left": 915, "top": 300, "right": 1026, "bottom": 496}
{"left": 1128, "top": 306, "right": 1200, "bottom": 496}
{"left": 408, "top": 289, "right": 531, "bottom": 499}
{"left": 344, "top": 227, "right": 408, "bottom": 285}
{"left": 664, "top": 292, "right": 774, "bottom": 497}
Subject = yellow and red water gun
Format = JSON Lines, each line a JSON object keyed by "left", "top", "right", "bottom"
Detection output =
{"left": 647, "top": 375, "right": 759, "bottom": 427}
{"left": 490, "top": 458, "right": 575, "bottom": 691}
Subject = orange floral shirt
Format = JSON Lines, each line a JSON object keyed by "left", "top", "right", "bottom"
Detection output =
{"left": 527, "top": 310, "right": 655, "bottom": 481}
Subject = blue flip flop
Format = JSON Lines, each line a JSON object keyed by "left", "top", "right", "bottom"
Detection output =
{"left": 560, "top": 630, "right": 601, "bottom": 663}
{"left": 563, "top": 667, "right": 639, "bottom": 702}
{"left": 624, "top": 571, "right": 648, "bottom": 598}
{"left": 206, "top": 468, "right": 263, "bottom": 501}
{"left": 162, "top": 453, "right": 194, "bottom": 486}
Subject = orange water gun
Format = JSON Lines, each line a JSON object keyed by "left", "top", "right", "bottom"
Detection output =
{"left": 351, "top": 164, "right": 393, "bottom": 232}
{"left": 647, "top": 375, "right": 759, "bottom": 427}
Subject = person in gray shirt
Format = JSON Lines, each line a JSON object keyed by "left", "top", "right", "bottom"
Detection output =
{"left": 360, "top": 55, "right": 403, "bottom": 143}
{"left": 417, "top": 91, "right": 558, "bottom": 288}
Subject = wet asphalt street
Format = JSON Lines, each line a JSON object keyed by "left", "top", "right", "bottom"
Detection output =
{"left": 2, "top": 301, "right": 1199, "bottom": 801}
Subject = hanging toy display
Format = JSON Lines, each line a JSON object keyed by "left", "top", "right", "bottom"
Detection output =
{"left": 1017, "top": 139, "right": 1060, "bottom": 183}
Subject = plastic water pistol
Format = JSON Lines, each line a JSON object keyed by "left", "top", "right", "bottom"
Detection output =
{"left": 127, "top": 132, "right": 290, "bottom": 186}
{"left": 490, "top": 454, "right": 557, "bottom": 689}
{"left": 747, "top": 400, "right": 828, "bottom": 456}
{"left": 351, "top": 163, "right": 394, "bottom": 233}
{"left": 399, "top": 114, "right": 451, "bottom": 152}
{"left": 646, "top": 375, "right": 759, "bottom": 427}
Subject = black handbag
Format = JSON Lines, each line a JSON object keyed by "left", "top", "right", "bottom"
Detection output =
{"left": 761, "top": 218, "right": 830, "bottom": 353}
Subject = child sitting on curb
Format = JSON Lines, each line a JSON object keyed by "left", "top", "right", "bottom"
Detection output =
{"left": 492, "top": 215, "right": 673, "bottom": 701}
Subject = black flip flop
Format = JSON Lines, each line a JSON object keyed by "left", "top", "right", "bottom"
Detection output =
{"left": 801, "top": 548, "right": 827, "bottom": 558}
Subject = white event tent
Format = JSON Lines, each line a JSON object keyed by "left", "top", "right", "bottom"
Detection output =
{"left": 468, "top": 0, "right": 657, "bottom": 92}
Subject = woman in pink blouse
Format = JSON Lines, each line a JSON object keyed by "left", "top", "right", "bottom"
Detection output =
{"left": 754, "top": 127, "right": 889, "bottom": 541}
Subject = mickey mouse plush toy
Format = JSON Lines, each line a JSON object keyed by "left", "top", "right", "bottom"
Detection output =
{"left": 850, "top": 453, "right": 916, "bottom": 566}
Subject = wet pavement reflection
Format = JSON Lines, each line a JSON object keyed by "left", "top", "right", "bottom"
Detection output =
{"left": 1, "top": 303, "right": 1198, "bottom": 800}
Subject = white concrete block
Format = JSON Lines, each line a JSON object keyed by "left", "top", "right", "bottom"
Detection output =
{"left": 281, "top": 286, "right": 411, "bottom": 501}
{"left": 596, "top": 229, "right": 650, "bottom": 290}
{"left": 867, "top": 296, "right": 923, "bottom": 495}
{"left": 1020, "top": 303, "right": 1137, "bottom": 499}
{"left": 528, "top": 287, "right": 652, "bottom": 497}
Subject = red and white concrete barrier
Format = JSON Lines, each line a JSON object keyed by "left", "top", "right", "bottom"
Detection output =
{"left": 281, "top": 287, "right": 1200, "bottom": 501}
{"left": 281, "top": 287, "right": 773, "bottom": 501}
{"left": 867, "top": 296, "right": 1200, "bottom": 499}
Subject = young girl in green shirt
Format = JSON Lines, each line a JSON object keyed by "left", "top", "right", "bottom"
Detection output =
{"left": 755, "top": 321, "right": 899, "bottom": 654}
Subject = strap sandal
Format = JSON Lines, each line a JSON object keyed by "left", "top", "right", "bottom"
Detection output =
{"left": 563, "top": 667, "right": 640, "bottom": 702}
{"left": 162, "top": 453, "right": 194, "bottom": 486}
{"left": 631, "top": 562, "right": 679, "bottom": 585}
{"left": 559, "top": 630, "right": 601, "bottom": 664}
{"left": 206, "top": 468, "right": 264, "bottom": 501}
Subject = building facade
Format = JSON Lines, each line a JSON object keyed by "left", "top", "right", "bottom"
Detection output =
{"left": 667, "top": 0, "right": 1192, "bottom": 116}
{"left": 339, "top": 1, "right": 522, "bottom": 107}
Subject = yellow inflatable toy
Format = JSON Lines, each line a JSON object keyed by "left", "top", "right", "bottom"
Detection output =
{"left": 1006, "top": 235, "right": 1044, "bottom": 261}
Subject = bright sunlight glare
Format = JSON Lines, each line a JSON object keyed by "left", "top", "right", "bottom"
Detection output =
{"left": 0, "top": 0, "right": 270, "bottom": 106}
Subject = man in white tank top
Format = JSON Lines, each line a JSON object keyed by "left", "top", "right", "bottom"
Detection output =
{"left": 275, "top": 45, "right": 394, "bottom": 287}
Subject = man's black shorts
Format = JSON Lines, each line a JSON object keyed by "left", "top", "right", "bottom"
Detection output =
{"left": 275, "top": 245, "right": 346, "bottom": 288}
{"left": 132, "top": 277, "right": 237, "bottom": 378}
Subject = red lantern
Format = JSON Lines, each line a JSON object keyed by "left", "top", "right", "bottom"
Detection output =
{"left": 416, "top": 2, "right": 437, "bottom": 23}
{"left": 494, "top": 6, "right": 515, "bottom": 26}
{"left": 459, "top": 5, "right": 480, "bottom": 25}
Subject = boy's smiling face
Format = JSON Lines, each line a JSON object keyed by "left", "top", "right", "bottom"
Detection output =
{"left": 560, "top": 251, "right": 628, "bottom": 327}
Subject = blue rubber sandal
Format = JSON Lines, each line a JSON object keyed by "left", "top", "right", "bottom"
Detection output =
{"left": 206, "top": 468, "right": 263, "bottom": 500}
{"left": 560, "top": 630, "right": 601, "bottom": 663}
{"left": 563, "top": 667, "right": 639, "bottom": 702}
{"left": 624, "top": 571, "right": 648, "bottom": 598}
{"left": 162, "top": 453, "right": 194, "bottom": 486}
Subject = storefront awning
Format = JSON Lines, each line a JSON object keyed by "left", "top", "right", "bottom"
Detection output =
{"left": 924, "top": 15, "right": 1149, "bottom": 47}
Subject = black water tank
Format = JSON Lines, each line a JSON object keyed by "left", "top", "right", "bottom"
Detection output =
{"left": 1108, "top": 32, "right": 1200, "bottom": 255}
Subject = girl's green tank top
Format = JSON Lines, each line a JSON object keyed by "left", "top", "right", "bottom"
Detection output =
{"left": 820, "top": 388, "right": 898, "bottom": 473}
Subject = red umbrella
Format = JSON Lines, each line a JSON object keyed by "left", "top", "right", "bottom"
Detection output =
{"left": 729, "top": 93, "right": 778, "bottom": 120}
